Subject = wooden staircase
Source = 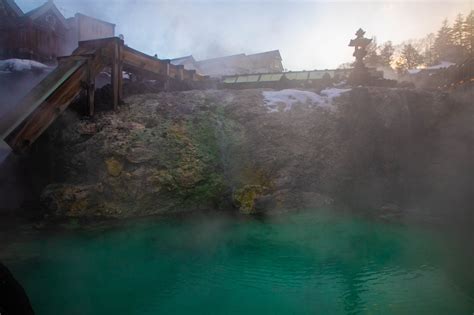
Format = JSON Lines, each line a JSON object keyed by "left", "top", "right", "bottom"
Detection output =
{"left": 0, "top": 37, "right": 209, "bottom": 152}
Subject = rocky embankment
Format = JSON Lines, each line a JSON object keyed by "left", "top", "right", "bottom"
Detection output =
{"left": 34, "top": 86, "right": 473, "bottom": 220}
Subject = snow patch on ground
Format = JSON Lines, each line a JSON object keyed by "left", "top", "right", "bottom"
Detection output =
{"left": 320, "top": 88, "right": 352, "bottom": 99}
{"left": 0, "top": 59, "right": 51, "bottom": 72}
{"left": 262, "top": 88, "right": 351, "bottom": 113}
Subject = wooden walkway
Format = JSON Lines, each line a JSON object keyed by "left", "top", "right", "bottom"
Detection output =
{"left": 0, "top": 37, "right": 208, "bottom": 152}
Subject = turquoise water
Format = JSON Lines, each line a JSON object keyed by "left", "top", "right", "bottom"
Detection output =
{"left": 2, "top": 209, "right": 474, "bottom": 315}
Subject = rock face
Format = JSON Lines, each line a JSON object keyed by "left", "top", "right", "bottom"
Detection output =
{"left": 37, "top": 87, "right": 474, "bottom": 219}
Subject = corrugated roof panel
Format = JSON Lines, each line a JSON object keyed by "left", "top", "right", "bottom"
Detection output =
{"left": 236, "top": 76, "right": 249, "bottom": 83}
{"left": 223, "top": 77, "right": 237, "bottom": 84}
{"left": 296, "top": 72, "right": 309, "bottom": 80}
{"left": 247, "top": 75, "right": 260, "bottom": 82}
{"left": 285, "top": 73, "right": 299, "bottom": 80}
{"left": 285, "top": 72, "right": 309, "bottom": 80}
{"left": 309, "top": 71, "right": 325, "bottom": 79}
{"left": 259, "top": 74, "right": 273, "bottom": 81}
{"left": 259, "top": 74, "right": 282, "bottom": 82}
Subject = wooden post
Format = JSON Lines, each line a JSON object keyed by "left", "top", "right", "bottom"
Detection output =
{"left": 117, "top": 39, "right": 123, "bottom": 102}
{"left": 163, "top": 59, "right": 170, "bottom": 77}
{"left": 86, "top": 60, "right": 95, "bottom": 116}
{"left": 111, "top": 39, "right": 120, "bottom": 110}
{"left": 189, "top": 70, "right": 196, "bottom": 81}
{"left": 177, "top": 65, "right": 184, "bottom": 81}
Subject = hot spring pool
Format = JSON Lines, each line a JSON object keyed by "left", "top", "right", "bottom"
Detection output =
{"left": 2, "top": 209, "right": 473, "bottom": 314}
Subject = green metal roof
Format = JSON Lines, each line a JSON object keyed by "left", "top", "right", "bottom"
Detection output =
{"left": 259, "top": 73, "right": 283, "bottom": 82}
{"left": 223, "top": 77, "right": 237, "bottom": 84}
{"left": 236, "top": 75, "right": 260, "bottom": 83}
{"left": 222, "top": 68, "right": 347, "bottom": 85}
{"left": 285, "top": 72, "right": 309, "bottom": 80}
{"left": 308, "top": 70, "right": 337, "bottom": 79}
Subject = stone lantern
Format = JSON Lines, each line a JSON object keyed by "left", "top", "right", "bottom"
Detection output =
{"left": 348, "top": 28, "right": 372, "bottom": 85}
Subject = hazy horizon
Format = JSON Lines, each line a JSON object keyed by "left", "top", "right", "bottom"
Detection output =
{"left": 14, "top": 0, "right": 473, "bottom": 70}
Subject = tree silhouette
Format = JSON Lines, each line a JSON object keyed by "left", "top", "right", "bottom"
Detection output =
{"left": 433, "top": 19, "right": 456, "bottom": 62}
{"left": 396, "top": 44, "right": 423, "bottom": 72}
{"left": 379, "top": 41, "right": 395, "bottom": 67}
{"left": 463, "top": 11, "right": 474, "bottom": 56}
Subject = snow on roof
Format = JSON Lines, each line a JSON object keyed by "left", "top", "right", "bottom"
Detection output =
{"left": 408, "top": 61, "right": 456, "bottom": 74}
{"left": 0, "top": 59, "right": 51, "bottom": 72}
{"left": 424, "top": 61, "right": 456, "bottom": 70}
{"left": 262, "top": 88, "right": 351, "bottom": 113}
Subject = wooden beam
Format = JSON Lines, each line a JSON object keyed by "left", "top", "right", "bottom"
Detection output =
{"left": 5, "top": 65, "right": 88, "bottom": 152}
{"left": 0, "top": 59, "right": 85, "bottom": 141}
{"left": 177, "top": 65, "right": 184, "bottom": 81}
{"left": 117, "top": 39, "right": 124, "bottom": 102}
{"left": 2, "top": 36, "right": 211, "bottom": 152}
{"left": 86, "top": 60, "right": 95, "bottom": 116}
{"left": 111, "top": 40, "right": 120, "bottom": 110}
{"left": 184, "top": 69, "right": 196, "bottom": 81}
{"left": 122, "top": 46, "right": 166, "bottom": 75}
{"left": 164, "top": 59, "right": 170, "bottom": 76}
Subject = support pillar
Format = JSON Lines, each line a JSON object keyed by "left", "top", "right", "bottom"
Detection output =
{"left": 111, "top": 39, "right": 122, "bottom": 110}
{"left": 177, "top": 65, "right": 184, "bottom": 81}
{"left": 86, "top": 61, "right": 95, "bottom": 116}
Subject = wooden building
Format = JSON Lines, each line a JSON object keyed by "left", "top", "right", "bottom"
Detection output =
{"left": 0, "top": 0, "right": 69, "bottom": 62}
{"left": 170, "top": 55, "right": 198, "bottom": 71}
{"left": 0, "top": 0, "right": 115, "bottom": 63}
{"left": 64, "top": 13, "right": 115, "bottom": 55}
{"left": 246, "top": 50, "right": 283, "bottom": 74}
{"left": 171, "top": 50, "right": 284, "bottom": 78}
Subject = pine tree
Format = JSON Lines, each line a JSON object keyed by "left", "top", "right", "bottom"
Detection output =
{"left": 452, "top": 14, "right": 465, "bottom": 46}
{"left": 451, "top": 13, "right": 466, "bottom": 60}
{"left": 463, "top": 11, "right": 474, "bottom": 56}
{"left": 364, "top": 37, "right": 380, "bottom": 67}
{"left": 422, "top": 33, "right": 437, "bottom": 65}
{"left": 379, "top": 41, "right": 395, "bottom": 67}
{"left": 397, "top": 44, "right": 424, "bottom": 72}
{"left": 433, "top": 19, "right": 456, "bottom": 62}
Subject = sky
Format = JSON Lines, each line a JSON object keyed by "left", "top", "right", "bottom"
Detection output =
{"left": 15, "top": 0, "right": 473, "bottom": 70}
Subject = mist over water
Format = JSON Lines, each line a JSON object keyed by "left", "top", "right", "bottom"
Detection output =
{"left": 2, "top": 209, "right": 473, "bottom": 315}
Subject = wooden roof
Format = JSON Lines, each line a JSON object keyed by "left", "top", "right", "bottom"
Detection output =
{"left": 171, "top": 55, "right": 196, "bottom": 65}
{"left": 73, "top": 12, "right": 116, "bottom": 27}
{"left": 24, "top": 1, "right": 69, "bottom": 30}
{"left": 247, "top": 50, "right": 282, "bottom": 61}
{"left": 0, "top": 0, "right": 23, "bottom": 16}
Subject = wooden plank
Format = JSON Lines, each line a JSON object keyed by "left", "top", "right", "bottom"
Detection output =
{"left": 2, "top": 36, "right": 211, "bottom": 152}
{"left": 111, "top": 40, "right": 120, "bottom": 110}
{"left": 3, "top": 41, "right": 110, "bottom": 151}
{"left": 177, "top": 65, "right": 184, "bottom": 81}
{"left": 122, "top": 47, "right": 166, "bottom": 75}
{"left": 184, "top": 69, "right": 196, "bottom": 81}
{"left": 117, "top": 40, "right": 123, "bottom": 102}
{"left": 0, "top": 59, "right": 86, "bottom": 140}
{"left": 5, "top": 64, "right": 88, "bottom": 152}
{"left": 86, "top": 61, "right": 95, "bottom": 116}
{"left": 168, "top": 64, "right": 178, "bottom": 79}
